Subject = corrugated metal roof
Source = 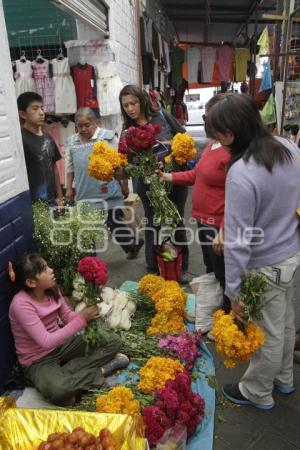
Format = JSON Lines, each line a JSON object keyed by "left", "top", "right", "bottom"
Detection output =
{"left": 161, "top": 0, "right": 277, "bottom": 43}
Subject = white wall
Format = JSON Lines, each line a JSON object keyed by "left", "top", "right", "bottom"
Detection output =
{"left": 107, "top": 0, "right": 139, "bottom": 85}
{"left": 0, "top": 0, "right": 28, "bottom": 204}
{"left": 75, "top": 0, "right": 139, "bottom": 86}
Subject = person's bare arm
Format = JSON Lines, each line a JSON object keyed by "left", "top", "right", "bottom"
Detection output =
{"left": 54, "top": 164, "right": 63, "bottom": 206}
{"left": 66, "top": 172, "right": 75, "bottom": 202}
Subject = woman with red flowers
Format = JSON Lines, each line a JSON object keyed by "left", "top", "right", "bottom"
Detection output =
{"left": 65, "top": 107, "right": 144, "bottom": 260}
{"left": 118, "top": 85, "right": 189, "bottom": 283}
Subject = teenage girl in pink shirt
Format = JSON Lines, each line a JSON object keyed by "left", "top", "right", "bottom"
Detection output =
{"left": 9, "top": 254, "right": 128, "bottom": 406}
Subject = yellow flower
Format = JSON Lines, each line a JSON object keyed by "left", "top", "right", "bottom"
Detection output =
{"left": 147, "top": 311, "right": 185, "bottom": 335}
{"left": 164, "top": 154, "right": 172, "bottom": 165}
{"left": 138, "top": 274, "right": 166, "bottom": 297}
{"left": 171, "top": 133, "right": 197, "bottom": 165}
{"left": 140, "top": 278, "right": 187, "bottom": 335}
{"left": 88, "top": 140, "right": 127, "bottom": 182}
{"left": 138, "top": 357, "right": 184, "bottom": 394}
{"left": 211, "top": 310, "right": 265, "bottom": 368}
{"left": 96, "top": 386, "right": 140, "bottom": 416}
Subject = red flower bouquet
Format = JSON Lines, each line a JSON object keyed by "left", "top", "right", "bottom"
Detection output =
{"left": 143, "top": 371, "right": 205, "bottom": 446}
{"left": 78, "top": 256, "right": 108, "bottom": 286}
{"left": 118, "top": 124, "right": 181, "bottom": 227}
{"left": 76, "top": 257, "right": 109, "bottom": 349}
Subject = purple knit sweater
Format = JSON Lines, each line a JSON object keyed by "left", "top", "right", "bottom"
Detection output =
{"left": 224, "top": 138, "right": 300, "bottom": 298}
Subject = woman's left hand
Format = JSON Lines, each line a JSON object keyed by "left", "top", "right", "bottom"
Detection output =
{"left": 115, "top": 166, "right": 125, "bottom": 180}
{"left": 212, "top": 228, "right": 224, "bottom": 255}
{"left": 231, "top": 299, "right": 246, "bottom": 323}
{"left": 121, "top": 182, "right": 129, "bottom": 199}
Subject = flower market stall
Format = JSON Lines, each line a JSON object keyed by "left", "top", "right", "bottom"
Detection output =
{"left": 0, "top": 271, "right": 216, "bottom": 450}
{"left": 69, "top": 272, "right": 216, "bottom": 450}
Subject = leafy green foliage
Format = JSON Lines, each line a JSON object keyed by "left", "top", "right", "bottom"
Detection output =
{"left": 33, "top": 201, "right": 105, "bottom": 294}
{"left": 240, "top": 271, "right": 269, "bottom": 321}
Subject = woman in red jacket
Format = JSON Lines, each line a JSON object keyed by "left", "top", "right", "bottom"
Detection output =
{"left": 160, "top": 93, "right": 231, "bottom": 312}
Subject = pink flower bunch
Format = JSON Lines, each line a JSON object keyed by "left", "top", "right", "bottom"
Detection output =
{"left": 121, "top": 123, "right": 161, "bottom": 155}
{"left": 143, "top": 371, "right": 205, "bottom": 447}
{"left": 77, "top": 256, "right": 108, "bottom": 286}
{"left": 158, "top": 331, "right": 202, "bottom": 371}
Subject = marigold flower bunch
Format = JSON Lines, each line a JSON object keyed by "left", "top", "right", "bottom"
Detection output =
{"left": 138, "top": 274, "right": 166, "bottom": 297}
{"left": 152, "top": 280, "right": 186, "bottom": 311}
{"left": 165, "top": 133, "right": 197, "bottom": 167}
{"left": 143, "top": 371, "right": 205, "bottom": 446}
{"left": 158, "top": 331, "right": 202, "bottom": 372}
{"left": 96, "top": 386, "right": 141, "bottom": 416}
{"left": 146, "top": 280, "right": 187, "bottom": 335}
{"left": 211, "top": 310, "right": 265, "bottom": 368}
{"left": 147, "top": 311, "right": 186, "bottom": 335}
{"left": 138, "top": 356, "right": 184, "bottom": 394}
{"left": 88, "top": 140, "right": 127, "bottom": 182}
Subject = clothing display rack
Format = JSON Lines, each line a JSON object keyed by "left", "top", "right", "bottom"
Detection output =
{"left": 10, "top": 34, "right": 66, "bottom": 63}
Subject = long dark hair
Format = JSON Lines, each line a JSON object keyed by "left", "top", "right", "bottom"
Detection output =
{"left": 205, "top": 93, "right": 292, "bottom": 171}
{"left": 204, "top": 93, "right": 231, "bottom": 138}
{"left": 11, "top": 253, "right": 60, "bottom": 301}
{"left": 119, "top": 84, "right": 158, "bottom": 130}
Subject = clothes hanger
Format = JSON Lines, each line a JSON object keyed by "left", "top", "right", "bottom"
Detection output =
{"left": 57, "top": 47, "right": 64, "bottom": 60}
{"left": 20, "top": 50, "right": 27, "bottom": 63}
{"left": 35, "top": 49, "right": 45, "bottom": 63}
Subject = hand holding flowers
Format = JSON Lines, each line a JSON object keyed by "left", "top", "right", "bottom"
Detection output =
{"left": 76, "top": 256, "right": 109, "bottom": 349}
{"left": 119, "top": 124, "right": 182, "bottom": 227}
{"left": 212, "top": 272, "right": 268, "bottom": 367}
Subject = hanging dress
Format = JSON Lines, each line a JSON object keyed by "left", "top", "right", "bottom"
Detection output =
{"left": 96, "top": 62, "right": 122, "bottom": 116}
{"left": 71, "top": 63, "right": 99, "bottom": 110}
{"left": 51, "top": 58, "right": 77, "bottom": 114}
{"left": 14, "top": 60, "right": 37, "bottom": 97}
{"left": 32, "top": 60, "right": 55, "bottom": 113}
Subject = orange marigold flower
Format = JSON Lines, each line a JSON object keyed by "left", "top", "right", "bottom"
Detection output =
{"left": 211, "top": 309, "right": 265, "bottom": 368}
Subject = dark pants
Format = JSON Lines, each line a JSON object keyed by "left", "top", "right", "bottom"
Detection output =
{"left": 24, "top": 333, "right": 121, "bottom": 406}
{"left": 198, "top": 222, "right": 231, "bottom": 313}
{"left": 136, "top": 179, "right": 189, "bottom": 272}
{"left": 106, "top": 208, "right": 137, "bottom": 254}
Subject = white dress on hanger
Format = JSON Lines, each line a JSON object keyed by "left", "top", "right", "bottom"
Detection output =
{"left": 51, "top": 57, "right": 77, "bottom": 114}
{"left": 96, "top": 62, "right": 123, "bottom": 116}
{"left": 14, "top": 60, "right": 37, "bottom": 97}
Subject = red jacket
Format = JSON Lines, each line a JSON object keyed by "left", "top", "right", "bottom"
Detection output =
{"left": 172, "top": 142, "right": 230, "bottom": 228}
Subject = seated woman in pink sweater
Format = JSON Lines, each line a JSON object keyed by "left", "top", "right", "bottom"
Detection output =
{"left": 9, "top": 254, "right": 128, "bottom": 406}
{"left": 160, "top": 94, "right": 231, "bottom": 313}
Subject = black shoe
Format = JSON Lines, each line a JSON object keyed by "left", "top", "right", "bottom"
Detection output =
{"left": 222, "top": 383, "right": 275, "bottom": 410}
{"left": 126, "top": 239, "right": 144, "bottom": 260}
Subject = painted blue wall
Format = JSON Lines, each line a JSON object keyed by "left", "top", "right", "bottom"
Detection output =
{"left": 0, "top": 190, "right": 34, "bottom": 393}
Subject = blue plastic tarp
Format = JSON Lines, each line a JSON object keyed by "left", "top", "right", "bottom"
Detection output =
{"left": 119, "top": 281, "right": 215, "bottom": 450}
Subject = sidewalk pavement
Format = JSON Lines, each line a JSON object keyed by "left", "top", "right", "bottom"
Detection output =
{"left": 102, "top": 190, "right": 300, "bottom": 450}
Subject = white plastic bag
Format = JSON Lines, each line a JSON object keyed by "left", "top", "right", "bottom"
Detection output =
{"left": 194, "top": 273, "right": 223, "bottom": 333}
{"left": 156, "top": 424, "right": 187, "bottom": 450}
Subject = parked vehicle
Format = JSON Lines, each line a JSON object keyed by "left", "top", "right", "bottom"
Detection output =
{"left": 187, "top": 102, "right": 205, "bottom": 126}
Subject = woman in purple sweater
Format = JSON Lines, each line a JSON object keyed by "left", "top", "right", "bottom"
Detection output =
{"left": 206, "top": 93, "right": 300, "bottom": 409}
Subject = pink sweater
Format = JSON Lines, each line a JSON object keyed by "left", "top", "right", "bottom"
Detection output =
{"left": 9, "top": 290, "right": 86, "bottom": 367}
